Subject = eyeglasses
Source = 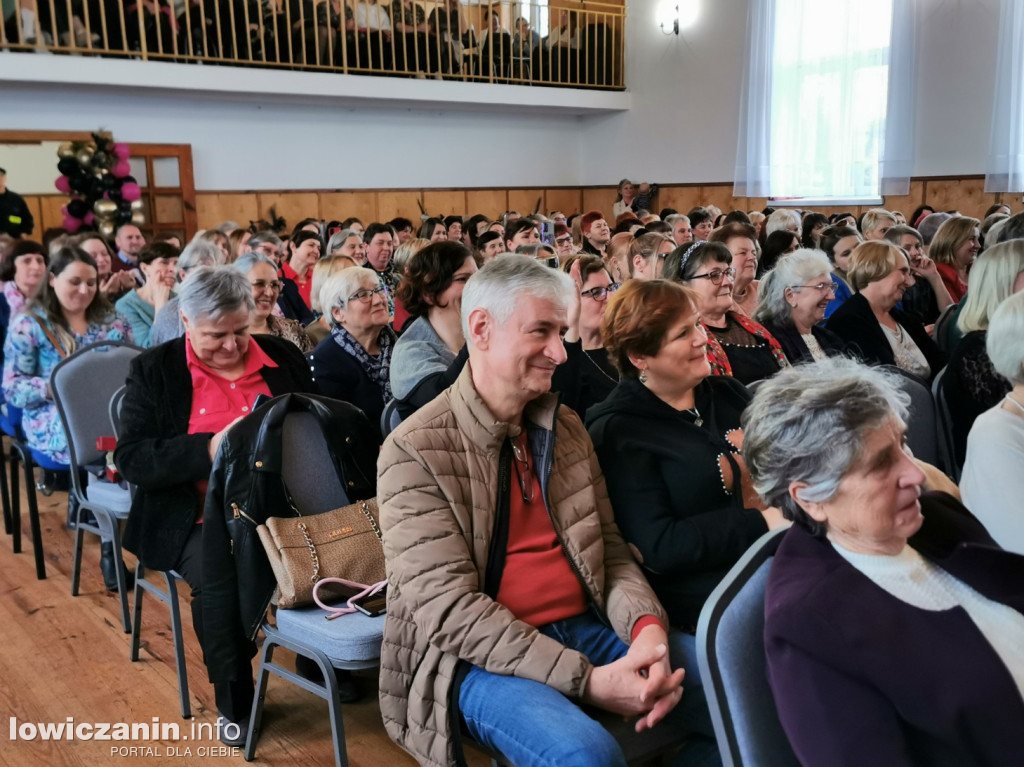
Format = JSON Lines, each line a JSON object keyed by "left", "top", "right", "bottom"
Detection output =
{"left": 347, "top": 284, "right": 388, "bottom": 303}
{"left": 251, "top": 279, "right": 282, "bottom": 292}
{"left": 688, "top": 267, "right": 736, "bottom": 285}
{"left": 555, "top": 236, "right": 573, "bottom": 246}
{"left": 790, "top": 281, "right": 836, "bottom": 293}
{"left": 510, "top": 437, "right": 536, "bottom": 503}
{"left": 580, "top": 282, "right": 621, "bottom": 301}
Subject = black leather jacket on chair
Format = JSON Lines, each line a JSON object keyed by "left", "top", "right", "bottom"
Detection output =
{"left": 200, "top": 393, "right": 378, "bottom": 684}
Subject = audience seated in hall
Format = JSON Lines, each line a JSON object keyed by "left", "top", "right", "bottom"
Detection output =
{"left": 149, "top": 237, "right": 225, "bottom": 346}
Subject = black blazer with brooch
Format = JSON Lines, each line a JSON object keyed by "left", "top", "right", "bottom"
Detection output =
{"left": 308, "top": 336, "right": 388, "bottom": 442}
{"left": 766, "top": 492, "right": 1024, "bottom": 766}
{"left": 760, "top": 318, "right": 845, "bottom": 365}
{"left": 825, "top": 292, "right": 946, "bottom": 379}
{"left": 116, "top": 335, "right": 317, "bottom": 572}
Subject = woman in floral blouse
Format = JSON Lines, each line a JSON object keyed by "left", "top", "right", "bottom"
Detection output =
{"left": 3, "top": 245, "right": 133, "bottom": 465}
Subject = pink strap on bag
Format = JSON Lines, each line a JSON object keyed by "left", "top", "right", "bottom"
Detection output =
{"left": 312, "top": 577, "right": 387, "bottom": 621}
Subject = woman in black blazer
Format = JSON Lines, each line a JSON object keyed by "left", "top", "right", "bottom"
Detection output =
{"left": 307, "top": 266, "right": 396, "bottom": 442}
{"left": 115, "top": 268, "right": 316, "bottom": 742}
{"left": 826, "top": 240, "right": 946, "bottom": 380}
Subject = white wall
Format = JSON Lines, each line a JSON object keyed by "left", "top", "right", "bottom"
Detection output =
{"left": 0, "top": 0, "right": 1005, "bottom": 191}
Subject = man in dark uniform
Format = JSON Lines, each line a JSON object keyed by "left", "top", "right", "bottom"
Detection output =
{"left": 0, "top": 168, "right": 34, "bottom": 238}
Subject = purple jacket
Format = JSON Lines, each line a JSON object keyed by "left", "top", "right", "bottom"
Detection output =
{"left": 765, "top": 492, "right": 1024, "bottom": 766}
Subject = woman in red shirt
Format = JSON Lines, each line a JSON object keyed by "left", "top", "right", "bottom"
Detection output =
{"left": 930, "top": 215, "right": 981, "bottom": 303}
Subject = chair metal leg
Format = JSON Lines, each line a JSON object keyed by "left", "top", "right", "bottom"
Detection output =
{"left": 130, "top": 562, "right": 145, "bottom": 662}
{"left": 164, "top": 573, "right": 191, "bottom": 718}
{"left": 244, "top": 639, "right": 275, "bottom": 762}
{"left": 321, "top": 654, "right": 349, "bottom": 767}
{"left": 10, "top": 446, "right": 21, "bottom": 553}
{"left": 0, "top": 441, "right": 12, "bottom": 536}
{"left": 110, "top": 524, "right": 131, "bottom": 633}
{"left": 21, "top": 455, "right": 46, "bottom": 580}
{"left": 70, "top": 521, "right": 85, "bottom": 596}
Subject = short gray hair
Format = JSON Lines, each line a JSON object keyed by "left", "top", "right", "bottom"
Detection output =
{"left": 664, "top": 213, "right": 690, "bottom": 226}
{"left": 741, "top": 357, "right": 910, "bottom": 536}
{"left": 178, "top": 266, "right": 255, "bottom": 323}
{"left": 986, "top": 291, "right": 1024, "bottom": 385}
{"left": 764, "top": 209, "right": 800, "bottom": 236}
{"left": 326, "top": 228, "right": 362, "bottom": 255}
{"left": 319, "top": 267, "right": 382, "bottom": 326}
{"left": 461, "top": 254, "right": 575, "bottom": 346}
{"left": 232, "top": 251, "right": 277, "bottom": 276}
{"left": 178, "top": 238, "right": 223, "bottom": 276}
{"left": 917, "top": 212, "right": 953, "bottom": 246}
{"left": 247, "top": 231, "right": 284, "bottom": 251}
{"left": 754, "top": 248, "right": 834, "bottom": 327}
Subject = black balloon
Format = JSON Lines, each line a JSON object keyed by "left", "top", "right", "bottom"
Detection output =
{"left": 69, "top": 173, "right": 90, "bottom": 193}
{"left": 67, "top": 199, "right": 89, "bottom": 218}
{"left": 57, "top": 158, "right": 79, "bottom": 176}
{"left": 107, "top": 186, "right": 122, "bottom": 202}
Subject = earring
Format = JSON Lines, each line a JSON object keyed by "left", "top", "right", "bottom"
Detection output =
{"left": 639, "top": 370, "right": 648, "bottom": 384}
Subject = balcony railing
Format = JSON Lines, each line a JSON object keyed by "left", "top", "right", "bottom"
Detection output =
{"left": 1, "top": 0, "right": 626, "bottom": 90}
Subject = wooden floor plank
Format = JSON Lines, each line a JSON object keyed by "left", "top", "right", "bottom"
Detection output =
{"left": 0, "top": 470, "right": 493, "bottom": 766}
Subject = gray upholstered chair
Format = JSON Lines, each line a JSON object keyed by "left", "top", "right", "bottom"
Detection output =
{"left": 696, "top": 526, "right": 799, "bottom": 767}
{"left": 244, "top": 410, "right": 384, "bottom": 767}
{"left": 51, "top": 340, "right": 143, "bottom": 631}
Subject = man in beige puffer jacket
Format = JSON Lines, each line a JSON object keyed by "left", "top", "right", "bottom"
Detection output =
{"left": 378, "top": 255, "right": 688, "bottom": 767}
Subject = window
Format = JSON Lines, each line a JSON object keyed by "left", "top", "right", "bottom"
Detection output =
{"left": 735, "top": 0, "right": 915, "bottom": 204}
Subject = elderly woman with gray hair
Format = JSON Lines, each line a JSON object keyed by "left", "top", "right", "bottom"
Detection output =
{"left": 233, "top": 252, "right": 313, "bottom": 352}
{"left": 149, "top": 238, "right": 224, "bottom": 346}
{"left": 116, "top": 267, "right": 315, "bottom": 742}
{"left": 755, "top": 249, "right": 845, "bottom": 363}
{"left": 742, "top": 357, "right": 1024, "bottom": 766}
{"left": 961, "top": 290, "right": 1024, "bottom": 555}
{"left": 307, "top": 267, "right": 396, "bottom": 441}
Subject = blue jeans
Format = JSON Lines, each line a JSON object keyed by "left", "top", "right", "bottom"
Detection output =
{"left": 458, "top": 612, "right": 721, "bottom": 767}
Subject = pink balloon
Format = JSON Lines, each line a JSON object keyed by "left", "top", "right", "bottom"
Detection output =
{"left": 111, "top": 143, "right": 131, "bottom": 160}
{"left": 120, "top": 182, "right": 142, "bottom": 202}
{"left": 83, "top": 212, "right": 95, "bottom": 225}
{"left": 63, "top": 215, "right": 83, "bottom": 233}
{"left": 112, "top": 159, "right": 132, "bottom": 178}
{"left": 55, "top": 176, "right": 71, "bottom": 194}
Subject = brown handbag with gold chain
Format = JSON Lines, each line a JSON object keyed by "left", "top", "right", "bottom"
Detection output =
{"left": 257, "top": 498, "right": 385, "bottom": 608}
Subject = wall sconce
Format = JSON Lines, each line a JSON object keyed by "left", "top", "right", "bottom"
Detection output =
{"left": 658, "top": 1, "right": 698, "bottom": 36}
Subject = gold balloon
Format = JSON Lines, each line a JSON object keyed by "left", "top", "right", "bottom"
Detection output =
{"left": 94, "top": 199, "right": 118, "bottom": 218}
{"left": 93, "top": 167, "right": 110, "bottom": 179}
{"left": 130, "top": 199, "right": 144, "bottom": 212}
{"left": 57, "top": 142, "right": 75, "bottom": 159}
{"left": 98, "top": 221, "right": 115, "bottom": 237}
{"left": 76, "top": 149, "right": 95, "bottom": 168}
{"left": 130, "top": 211, "right": 146, "bottom": 226}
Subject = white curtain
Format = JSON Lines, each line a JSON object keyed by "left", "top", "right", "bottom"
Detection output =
{"left": 735, "top": 0, "right": 915, "bottom": 200}
{"left": 985, "top": 0, "right": 1024, "bottom": 193}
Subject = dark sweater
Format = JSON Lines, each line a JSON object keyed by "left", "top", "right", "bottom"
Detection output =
{"left": 826, "top": 292, "right": 946, "bottom": 381}
{"left": 586, "top": 376, "right": 768, "bottom": 628}
{"left": 942, "top": 330, "right": 1012, "bottom": 465}
{"left": 550, "top": 341, "right": 617, "bottom": 421}
{"left": 760, "top": 318, "right": 846, "bottom": 365}
{"left": 307, "top": 335, "right": 390, "bottom": 443}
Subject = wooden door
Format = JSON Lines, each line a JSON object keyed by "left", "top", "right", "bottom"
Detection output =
{"left": 126, "top": 143, "right": 198, "bottom": 241}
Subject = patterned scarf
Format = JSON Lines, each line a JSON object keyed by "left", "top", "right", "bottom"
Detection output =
{"left": 330, "top": 324, "right": 396, "bottom": 401}
{"left": 703, "top": 312, "right": 789, "bottom": 377}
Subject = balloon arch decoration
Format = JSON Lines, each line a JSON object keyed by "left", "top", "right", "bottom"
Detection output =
{"left": 54, "top": 131, "right": 144, "bottom": 236}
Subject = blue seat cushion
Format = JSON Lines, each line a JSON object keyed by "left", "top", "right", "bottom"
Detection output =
{"left": 275, "top": 607, "right": 384, "bottom": 667}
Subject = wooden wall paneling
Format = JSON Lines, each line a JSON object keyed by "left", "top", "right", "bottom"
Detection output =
{"left": 319, "top": 191, "right": 377, "bottom": 224}
{"left": 465, "top": 189, "right": 507, "bottom": 218}
{"left": 656, "top": 186, "right": 701, "bottom": 217}
{"left": 422, "top": 190, "right": 467, "bottom": 217}
{"left": 21, "top": 195, "right": 44, "bottom": 236}
{"left": 256, "top": 192, "right": 320, "bottom": 231}
{"left": 745, "top": 197, "right": 769, "bottom": 213}
{"left": 377, "top": 190, "right": 424, "bottom": 223}
{"left": 581, "top": 187, "right": 615, "bottom": 220}
{"left": 507, "top": 189, "right": 546, "bottom": 217}
{"left": 38, "top": 195, "right": 67, "bottom": 232}
{"left": 195, "top": 193, "right": 258, "bottom": 230}
{"left": 922, "top": 178, "right": 995, "bottom": 219}
{"left": 883, "top": 180, "right": 925, "bottom": 218}
{"left": 699, "top": 184, "right": 739, "bottom": 215}
{"left": 545, "top": 188, "right": 583, "bottom": 217}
